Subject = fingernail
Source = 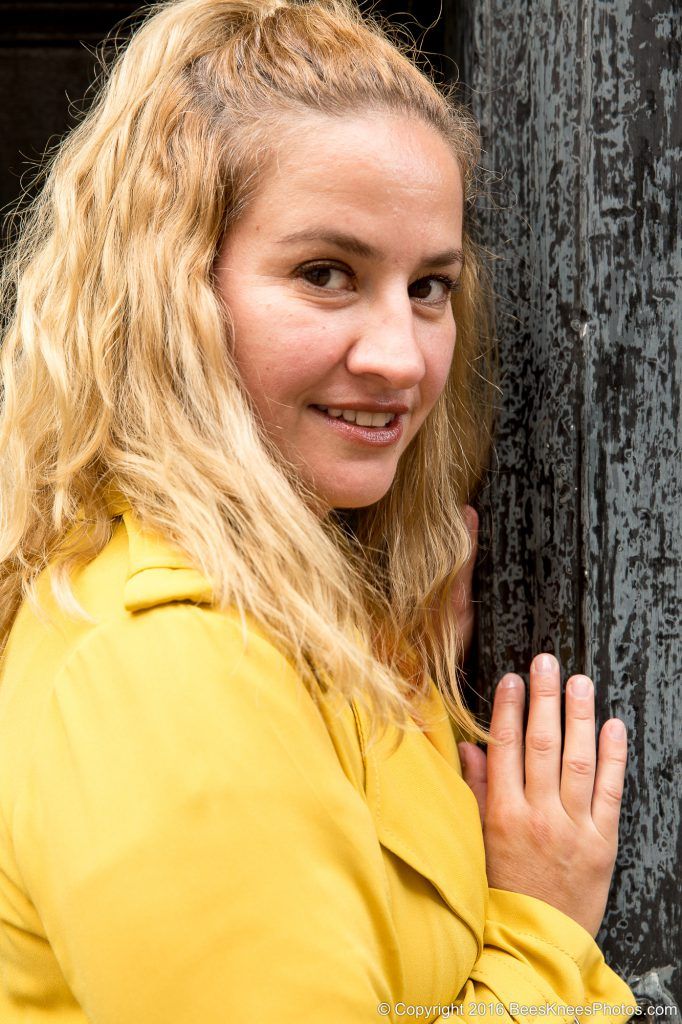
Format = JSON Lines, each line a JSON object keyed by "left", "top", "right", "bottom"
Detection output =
{"left": 570, "top": 676, "right": 592, "bottom": 696}
{"left": 535, "top": 653, "right": 556, "bottom": 674}
{"left": 608, "top": 719, "right": 626, "bottom": 740}
{"left": 457, "top": 743, "right": 467, "bottom": 764}
{"left": 499, "top": 674, "right": 522, "bottom": 688}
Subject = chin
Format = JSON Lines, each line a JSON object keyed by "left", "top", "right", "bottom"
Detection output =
{"left": 325, "top": 485, "right": 393, "bottom": 511}
{"left": 305, "top": 468, "right": 397, "bottom": 515}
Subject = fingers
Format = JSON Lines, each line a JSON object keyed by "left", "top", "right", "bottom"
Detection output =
{"left": 560, "top": 675, "right": 596, "bottom": 820}
{"left": 487, "top": 654, "right": 628, "bottom": 844}
{"left": 486, "top": 674, "right": 525, "bottom": 806}
{"left": 592, "top": 718, "right": 628, "bottom": 840}
{"left": 463, "top": 504, "right": 479, "bottom": 541}
{"left": 457, "top": 742, "right": 488, "bottom": 826}
{"left": 524, "top": 653, "right": 562, "bottom": 805}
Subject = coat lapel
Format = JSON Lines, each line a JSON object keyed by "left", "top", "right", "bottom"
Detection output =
{"left": 104, "top": 485, "right": 488, "bottom": 950}
{"left": 352, "top": 692, "right": 487, "bottom": 956}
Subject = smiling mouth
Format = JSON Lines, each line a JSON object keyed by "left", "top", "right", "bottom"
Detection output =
{"left": 307, "top": 404, "right": 404, "bottom": 447}
{"left": 310, "top": 405, "right": 398, "bottom": 428}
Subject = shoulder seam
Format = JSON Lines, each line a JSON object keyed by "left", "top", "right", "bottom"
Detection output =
{"left": 51, "top": 602, "right": 272, "bottom": 690}
{"left": 11, "top": 604, "right": 257, "bottom": 817}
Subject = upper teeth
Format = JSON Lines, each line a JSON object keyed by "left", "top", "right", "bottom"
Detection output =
{"left": 316, "top": 406, "right": 394, "bottom": 427}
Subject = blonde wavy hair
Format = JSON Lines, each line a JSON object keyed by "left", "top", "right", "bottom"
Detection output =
{"left": 0, "top": 0, "right": 498, "bottom": 747}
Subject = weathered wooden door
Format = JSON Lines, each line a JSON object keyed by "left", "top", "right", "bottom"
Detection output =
{"left": 446, "top": 0, "right": 681, "bottom": 1008}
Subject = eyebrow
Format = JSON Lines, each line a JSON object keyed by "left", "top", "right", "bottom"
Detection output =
{"left": 277, "top": 229, "right": 465, "bottom": 268}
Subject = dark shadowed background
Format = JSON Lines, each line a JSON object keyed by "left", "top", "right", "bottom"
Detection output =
{"left": 1, "top": 0, "right": 679, "bottom": 1008}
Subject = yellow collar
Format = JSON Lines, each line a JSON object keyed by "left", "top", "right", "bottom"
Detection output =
{"left": 101, "top": 483, "right": 214, "bottom": 612}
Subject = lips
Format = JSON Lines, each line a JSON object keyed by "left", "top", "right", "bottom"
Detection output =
{"left": 308, "top": 404, "right": 404, "bottom": 447}
{"left": 309, "top": 401, "right": 410, "bottom": 415}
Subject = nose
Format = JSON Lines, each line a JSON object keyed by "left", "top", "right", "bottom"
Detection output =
{"left": 345, "top": 294, "right": 426, "bottom": 389}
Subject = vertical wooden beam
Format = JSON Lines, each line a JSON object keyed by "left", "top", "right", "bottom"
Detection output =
{"left": 449, "top": 0, "right": 680, "bottom": 1004}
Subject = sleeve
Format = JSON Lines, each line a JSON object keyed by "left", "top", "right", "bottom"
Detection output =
{"left": 445, "top": 709, "right": 636, "bottom": 1024}
{"left": 13, "top": 604, "right": 401, "bottom": 1024}
{"left": 451, "top": 888, "right": 638, "bottom": 1023}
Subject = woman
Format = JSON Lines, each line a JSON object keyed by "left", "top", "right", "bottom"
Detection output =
{"left": 0, "top": 0, "right": 636, "bottom": 1020}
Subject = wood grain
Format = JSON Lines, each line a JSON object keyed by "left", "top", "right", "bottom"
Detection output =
{"left": 451, "top": 0, "right": 681, "bottom": 1004}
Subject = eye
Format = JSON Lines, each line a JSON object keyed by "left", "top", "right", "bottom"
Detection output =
{"left": 296, "top": 261, "right": 354, "bottom": 291}
{"left": 294, "top": 260, "right": 462, "bottom": 305}
{"left": 409, "top": 274, "right": 462, "bottom": 305}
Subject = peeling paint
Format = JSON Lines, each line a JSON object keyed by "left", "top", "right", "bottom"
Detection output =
{"left": 450, "top": 0, "right": 681, "bottom": 1002}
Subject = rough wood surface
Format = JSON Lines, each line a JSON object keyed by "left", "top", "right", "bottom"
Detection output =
{"left": 449, "top": 0, "right": 681, "bottom": 1004}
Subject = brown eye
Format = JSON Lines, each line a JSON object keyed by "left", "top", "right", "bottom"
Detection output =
{"left": 306, "top": 267, "right": 332, "bottom": 287}
{"left": 297, "top": 262, "right": 352, "bottom": 290}
{"left": 409, "top": 275, "right": 459, "bottom": 304}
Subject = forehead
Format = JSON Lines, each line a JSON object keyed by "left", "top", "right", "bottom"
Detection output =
{"left": 253, "top": 112, "right": 463, "bottom": 236}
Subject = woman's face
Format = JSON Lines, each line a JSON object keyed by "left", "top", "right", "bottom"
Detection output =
{"left": 214, "top": 112, "right": 464, "bottom": 513}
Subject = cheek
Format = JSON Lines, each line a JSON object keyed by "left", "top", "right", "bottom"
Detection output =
{"left": 424, "top": 329, "right": 457, "bottom": 407}
{"left": 228, "top": 298, "right": 284, "bottom": 383}
{"left": 232, "top": 316, "right": 336, "bottom": 417}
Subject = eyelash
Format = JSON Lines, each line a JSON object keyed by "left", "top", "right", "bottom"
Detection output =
{"left": 295, "top": 260, "right": 462, "bottom": 304}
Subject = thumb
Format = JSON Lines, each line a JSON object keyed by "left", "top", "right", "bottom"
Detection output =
{"left": 463, "top": 504, "right": 479, "bottom": 542}
{"left": 457, "top": 742, "right": 488, "bottom": 827}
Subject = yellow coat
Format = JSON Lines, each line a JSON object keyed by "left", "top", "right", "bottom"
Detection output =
{"left": 0, "top": 495, "right": 636, "bottom": 1022}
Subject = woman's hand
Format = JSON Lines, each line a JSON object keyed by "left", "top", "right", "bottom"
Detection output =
{"left": 457, "top": 654, "right": 628, "bottom": 939}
